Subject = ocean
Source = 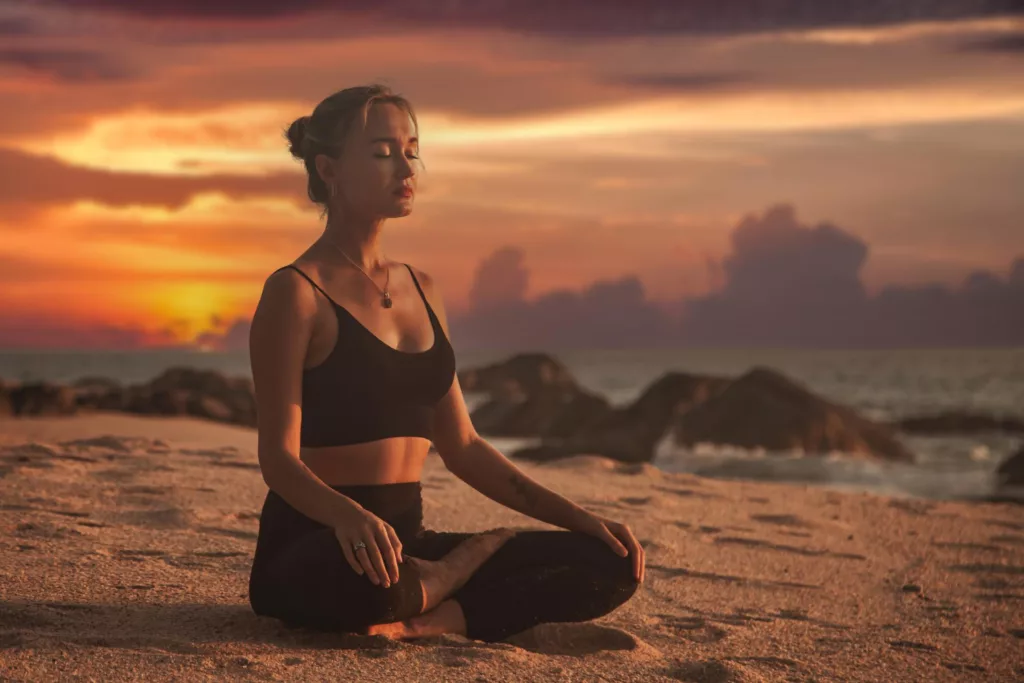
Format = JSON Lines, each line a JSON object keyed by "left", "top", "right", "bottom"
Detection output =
{"left": 2, "top": 347, "right": 1022, "bottom": 502}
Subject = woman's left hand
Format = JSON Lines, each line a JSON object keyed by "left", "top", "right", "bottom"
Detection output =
{"left": 574, "top": 511, "right": 645, "bottom": 583}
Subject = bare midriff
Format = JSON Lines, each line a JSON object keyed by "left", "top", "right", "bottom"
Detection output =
{"left": 299, "top": 436, "right": 433, "bottom": 486}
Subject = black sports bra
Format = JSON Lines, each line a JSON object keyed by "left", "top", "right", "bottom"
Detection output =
{"left": 277, "top": 263, "right": 457, "bottom": 448}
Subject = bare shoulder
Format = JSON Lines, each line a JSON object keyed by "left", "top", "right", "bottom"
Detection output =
{"left": 405, "top": 263, "right": 440, "bottom": 296}
{"left": 405, "top": 263, "right": 450, "bottom": 325}
{"left": 253, "top": 265, "right": 319, "bottom": 327}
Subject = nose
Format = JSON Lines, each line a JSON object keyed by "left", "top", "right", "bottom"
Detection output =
{"left": 397, "top": 155, "right": 415, "bottom": 179}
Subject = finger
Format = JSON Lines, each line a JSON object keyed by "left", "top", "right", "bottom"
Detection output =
{"left": 375, "top": 525, "right": 400, "bottom": 584}
{"left": 338, "top": 536, "right": 364, "bottom": 576}
{"left": 364, "top": 536, "right": 391, "bottom": 588}
{"left": 613, "top": 527, "right": 640, "bottom": 579}
{"left": 355, "top": 545, "right": 381, "bottom": 585}
{"left": 624, "top": 531, "right": 643, "bottom": 581}
{"left": 600, "top": 525, "right": 628, "bottom": 557}
{"left": 386, "top": 524, "right": 404, "bottom": 564}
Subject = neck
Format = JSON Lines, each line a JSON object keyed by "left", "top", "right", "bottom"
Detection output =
{"left": 323, "top": 214, "right": 386, "bottom": 271}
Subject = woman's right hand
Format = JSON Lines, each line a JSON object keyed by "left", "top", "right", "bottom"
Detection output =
{"left": 332, "top": 502, "right": 403, "bottom": 587}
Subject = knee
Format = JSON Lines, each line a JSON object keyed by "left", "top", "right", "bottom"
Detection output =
{"left": 572, "top": 532, "right": 639, "bottom": 583}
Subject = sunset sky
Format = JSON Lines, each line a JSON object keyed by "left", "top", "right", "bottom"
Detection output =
{"left": 1, "top": 2, "right": 1022, "bottom": 349}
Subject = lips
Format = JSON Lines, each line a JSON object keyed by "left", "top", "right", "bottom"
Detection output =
{"left": 395, "top": 187, "right": 414, "bottom": 198}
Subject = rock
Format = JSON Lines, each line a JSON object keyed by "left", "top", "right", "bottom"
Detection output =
{"left": 894, "top": 411, "right": 1024, "bottom": 435}
{"left": 513, "top": 372, "right": 729, "bottom": 463}
{"left": 997, "top": 446, "right": 1024, "bottom": 487}
{"left": 471, "top": 386, "right": 609, "bottom": 438}
{"left": 460, "top": 353, "right": 609, "bottom": 437}
{"left": 121, "top": 368, "right": 256, "bottom": 427}
{"left": 459, "top": 353, "right": 581, "bottom": 399}
{"left": 72, "top": 376, "right": 123, "bottom": 410}
{"left": 8, "top": 383, "right": 78, "bottom": 417}
{"left": 0, "top": 379, "right": 11, "bottom": 418}
{"left": 672, "top": 366, "right": 914, "bottom": 462}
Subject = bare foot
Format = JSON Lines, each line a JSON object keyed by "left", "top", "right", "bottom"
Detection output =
{"left": 413, "top": 528, "right": 516, "bottom": 612}
{"left": 365, "top": 600, "right": 466, "bottom": 640}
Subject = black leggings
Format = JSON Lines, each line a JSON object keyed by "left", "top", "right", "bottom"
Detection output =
{"left": 248, "top": 482, "right": 639, "bottom": 642}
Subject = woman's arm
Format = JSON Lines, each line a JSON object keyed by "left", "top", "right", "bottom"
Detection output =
{"left": 417, "top": 267, "right": 644, "bottom": 581}
{"left": 249, "top": 268, "right": 361, "bottom": 526}
{"left": 440, "top": 431, "right": 593, "bottom": 531}
{"left": 250, "top": 267, "right": 402, "bottom": 585}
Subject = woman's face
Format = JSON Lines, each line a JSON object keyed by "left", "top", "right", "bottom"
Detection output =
{"left": 318, "top": 102, "right": 420, "bottom": 220}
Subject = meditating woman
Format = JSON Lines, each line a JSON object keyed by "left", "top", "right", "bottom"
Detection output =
{"left": 247, "top": 84, "right": 644, "bottom": 643}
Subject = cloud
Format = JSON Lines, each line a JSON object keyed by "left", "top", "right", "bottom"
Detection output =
{"left": 452, "top": 275, "right": 673, "bottom": 350}
{"left": 955, "top": 30, "right": 1024, "bottom": 51}
{"left": 0, "top": 147, "right": 302, "bottom": 210}
{"left": 19, "top": 202, "right": 1015, "bottom": 351}
{"left": 41, "top": 1, "right": 1021, "bottom": 36}
{"left": 681, "top": 204, "right": 1024, "bottom": 347}
{"left": 0, "top": 17, "right": 39, "bottom": 37}
{"left": 445, "top": 204, "right": 1024, "bottom": 349}
{"left": 0, "top": 48, "right": 135, "bottom": 83}
{"left": 194, "top": 317, "right": 250, "bottom": 351}
{"left": 0, "top": 314, "right": 180, "bottom": 350}
{"left": 605, "top": 72, "right": 757, "bottom": 92}
{"left": 468, "top": 246, "right": 529, "bottom": 310}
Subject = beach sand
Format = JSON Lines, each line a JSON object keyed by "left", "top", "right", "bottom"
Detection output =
{"left": 0, "top": 415, "right": 1021, "bottom": 682}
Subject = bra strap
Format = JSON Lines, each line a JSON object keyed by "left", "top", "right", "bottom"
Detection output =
{"left": 404, "top": 263, "right": 430, "bottom": 305}
{"left": 404, "top": 262, "right": 439, "bottom": 320}
{"left": 275, "top": 264, "right": 341, "bottom": 307}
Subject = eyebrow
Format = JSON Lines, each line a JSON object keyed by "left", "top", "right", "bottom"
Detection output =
{"left": 370, "top": 136, "right": 418, "bottom": 145}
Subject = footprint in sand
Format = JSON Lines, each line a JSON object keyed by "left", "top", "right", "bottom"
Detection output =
{"left": 117, "top": 548, "right": 168, "bottom": 561}
{"left": 990, "top": 534, "right": 1024, "bottom": 546}
{"left": 648, "top": 563, "right": 820, "bottom": 590}
{"left": 984, "top": 519, "right": 1024, "bottom": 532}
{"left": 750, "top": 513, "right": 810, "bottom": 528}
{"left": 714, "top": 536, "right": 867, "bottom": 561}
{"left": 655, "top": 614, "right": 730, "bottom": 644}
{"left": 197, "top": 525, "right": 258, "bottom": 541}
{"left": 665, "top": 660, "right": 735, "bottom": 683}
{"left": 653, "top": 485, "right": 721, "bottom": 500}
{"left": 120, "top": 485, "right": 173, "bottom": 496}
{"left": 888, "top": 639, "right": 938, "bottom": 652}
{"left": 15, "top": 522, "right": 83, "bottom": 540}
{"left": 115, "top": 507, "right": 191, "bottom": 530}
{"left": 505, "top": 622, "right": 647, "bottom": 656}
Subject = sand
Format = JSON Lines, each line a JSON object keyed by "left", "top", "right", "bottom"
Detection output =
{"left": 0, "top": 414, "right": 1021, "bottom": 682}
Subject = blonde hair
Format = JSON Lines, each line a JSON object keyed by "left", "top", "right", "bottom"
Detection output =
{"left": 285, "top": 84, "right": 418, "bottom": 213}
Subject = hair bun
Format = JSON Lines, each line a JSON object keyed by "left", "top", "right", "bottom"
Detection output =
{"left": 286, "top": 115, "right": 311, "bottom": 159}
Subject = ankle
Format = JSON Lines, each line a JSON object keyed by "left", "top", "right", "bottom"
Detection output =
{"left": 409, "top": 600, "right": 466, "bottom": 638}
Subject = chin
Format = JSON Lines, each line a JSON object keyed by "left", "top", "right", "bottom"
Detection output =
{"left": 386, "top": 199, "right": 414, "bottom": 217}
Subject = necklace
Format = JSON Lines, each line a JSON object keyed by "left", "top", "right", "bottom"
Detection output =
{"left": 326, "top": 236, "right": 392, "bottom": 308}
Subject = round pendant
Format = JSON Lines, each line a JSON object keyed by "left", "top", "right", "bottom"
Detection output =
{"left": 382, "top": 293, "right": 393, "bottom": 308}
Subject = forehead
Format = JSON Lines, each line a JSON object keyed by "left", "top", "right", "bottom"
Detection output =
{"left": 359, "top": 102, "right": 417, "bottom": 142}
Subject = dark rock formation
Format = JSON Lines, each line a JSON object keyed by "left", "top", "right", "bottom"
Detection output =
{"left": 464, "top": 353, "right": 610, "bottom": 438}
{"left": 672, "top": 367, "right": 914, "bottom": 462}
{"left": 459, "top": 352, "right": 581, "bottom": 399}
{"left": 7, "top": 382, "right": 77, "bottom": 417}
{"left": 997, "top": 446, "right": 1024, "bottom": 487}
{"left": 118, "top": 368, "right": 257, "bottom": 427}
{"left": 513, "top": 372, "right": 729, "bottom": 463}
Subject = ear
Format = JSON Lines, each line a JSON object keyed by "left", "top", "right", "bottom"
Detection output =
{"left": 314, "top": 153, "right": 338, "bottom": 188}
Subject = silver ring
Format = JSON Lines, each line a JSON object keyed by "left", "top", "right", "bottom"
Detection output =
{"left": 353, "top": 540, "right": 367, "bottom": 552}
